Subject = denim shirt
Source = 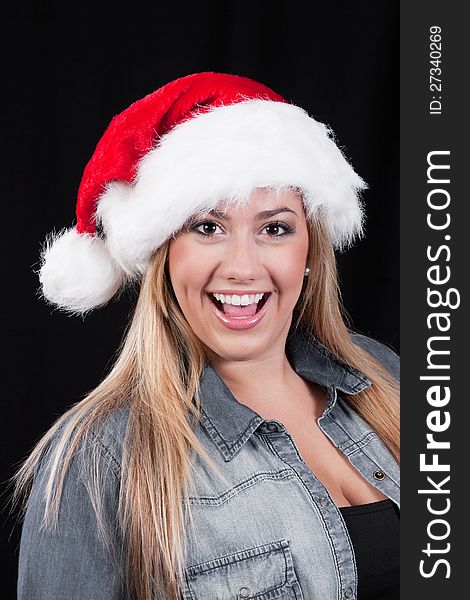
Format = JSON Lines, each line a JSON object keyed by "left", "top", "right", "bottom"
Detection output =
{"left": 17, "top": 324, "right": 399, "bottom": 600}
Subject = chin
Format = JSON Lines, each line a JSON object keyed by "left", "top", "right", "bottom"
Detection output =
{"left": 213, "top": 341, "right": 269, "bottom": 362}
{"left": 206, "top": 326, "right": 279, "bottom": 360}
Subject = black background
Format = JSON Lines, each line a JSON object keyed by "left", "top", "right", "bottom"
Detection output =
{"left": 2, "top": 2, "right": 398, "bottom": 597}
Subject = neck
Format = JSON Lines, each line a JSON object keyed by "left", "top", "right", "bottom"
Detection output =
{"left": 209, "top": 346, "right": 326, "bottom": 422}
{"left": 211, "top": 351, "right": 293, "bottom": 389}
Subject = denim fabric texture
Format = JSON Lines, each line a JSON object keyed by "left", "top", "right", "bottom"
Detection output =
{"left": 17, "top": 323, "right": 400, "bottom": 599}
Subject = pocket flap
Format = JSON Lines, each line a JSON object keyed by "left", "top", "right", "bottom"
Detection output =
{"left": 184, "top": 539, "right": 298, "bottom": 599}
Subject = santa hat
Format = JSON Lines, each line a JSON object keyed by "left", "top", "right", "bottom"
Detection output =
{"left": 39, "top": 71, "right": 367, "bottom": 315}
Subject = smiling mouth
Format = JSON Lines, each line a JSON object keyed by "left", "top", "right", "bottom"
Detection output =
{"left": 208, "top": 293, "right": 271, "bottom": 314}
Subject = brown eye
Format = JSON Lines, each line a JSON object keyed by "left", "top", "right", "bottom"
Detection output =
{"left": 200, "top": 223, "right": 217, "bottom": 235}
{"left": 265, "top": 224, "right": 282, "bottom": 235}
{"left": 190, "top": 221, "right": 222, "bottom": 238}
{"left": 263, "top": 221, "right": 295, "bottom": 237}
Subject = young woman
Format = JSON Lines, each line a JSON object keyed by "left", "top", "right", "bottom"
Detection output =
{"left": 13, "top": 72, "right": 399, "bottom": 600}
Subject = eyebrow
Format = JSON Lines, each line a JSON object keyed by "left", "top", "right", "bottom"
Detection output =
{"left": 207, "top": 207, "right": 298, "bottom": 220}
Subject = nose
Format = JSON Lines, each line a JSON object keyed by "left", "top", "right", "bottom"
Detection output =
{"left": 218, "top": 231, "right": 264, "bottom": 282}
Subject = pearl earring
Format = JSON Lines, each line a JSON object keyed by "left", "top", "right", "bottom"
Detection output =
{"left": 304, "top": 267, "right": 310, "bottom": 276}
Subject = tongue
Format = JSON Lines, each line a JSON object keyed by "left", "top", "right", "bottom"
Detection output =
{"left": 223, "top": 302, "right": 258, "bottom": 317}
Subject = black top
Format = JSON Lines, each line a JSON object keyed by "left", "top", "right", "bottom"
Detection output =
{"left": 339, "top": 499, "right": 399, "bottom": 599}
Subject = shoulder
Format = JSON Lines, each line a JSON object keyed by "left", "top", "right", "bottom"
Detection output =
{"left": 45, "top": 400, "right": 132, "bottom": 477}
{"left": 351, "top": 333, "right": 400, "bottom": 382}
{"left": 18, "top": 404, "right": 131, "bottom": 598}
{"left": 89, "top": 401, "right": 132, "bottom": 472}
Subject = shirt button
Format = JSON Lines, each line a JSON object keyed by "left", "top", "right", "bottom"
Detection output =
{"left": 344, "top": 587, "right": 353, "bottom": 598}
{"left": 373, "top": 470, "right": 385, "bottom": 481}
{"left": 238, "top": 587, "right": 250, "bottom": 598}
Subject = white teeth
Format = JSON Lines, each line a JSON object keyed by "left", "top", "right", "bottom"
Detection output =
{"left": 211, "top": 292, "right": 265, "bottom": 305}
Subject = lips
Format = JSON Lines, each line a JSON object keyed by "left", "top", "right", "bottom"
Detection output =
{"left": 207, "top": 292, "right": 272, "bottom": 331}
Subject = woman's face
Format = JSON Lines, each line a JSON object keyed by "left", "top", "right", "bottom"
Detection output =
{"left": 168, "top": 188, "right": 309, "bottom": 363}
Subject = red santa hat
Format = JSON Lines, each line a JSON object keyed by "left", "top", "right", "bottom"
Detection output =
{"left": 39, "top": 71, "right": 367, "bottom": 314}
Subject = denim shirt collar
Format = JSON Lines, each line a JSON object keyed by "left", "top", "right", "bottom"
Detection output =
{"left": 197, "top": 323, "right": 372, "bottom": 462}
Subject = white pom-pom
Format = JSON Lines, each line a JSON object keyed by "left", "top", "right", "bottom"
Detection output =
{"left": 38, "top": 228, "right": 125, "bottom": 315}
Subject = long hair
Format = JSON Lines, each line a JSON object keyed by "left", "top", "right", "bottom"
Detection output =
{"left": 11, "top": 200, "right": 399, "bottom": 600}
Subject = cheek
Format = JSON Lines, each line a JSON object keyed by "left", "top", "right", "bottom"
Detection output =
{"left": 168, "top": 238, "right": 211, "bottom": 296}
{"left": 274, "top": 265, "right": 306, "bottom": 301}
{"left": 270, "top": 241, "right": 309, "bottom": 291}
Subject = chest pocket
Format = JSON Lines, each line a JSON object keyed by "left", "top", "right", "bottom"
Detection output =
{"left": 182, "top": 539, "right": 304, "bottom": 599}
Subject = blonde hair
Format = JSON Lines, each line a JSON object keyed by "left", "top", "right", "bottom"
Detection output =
{"left": 11, "top": 204, "right": 399, "bottom": 600}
